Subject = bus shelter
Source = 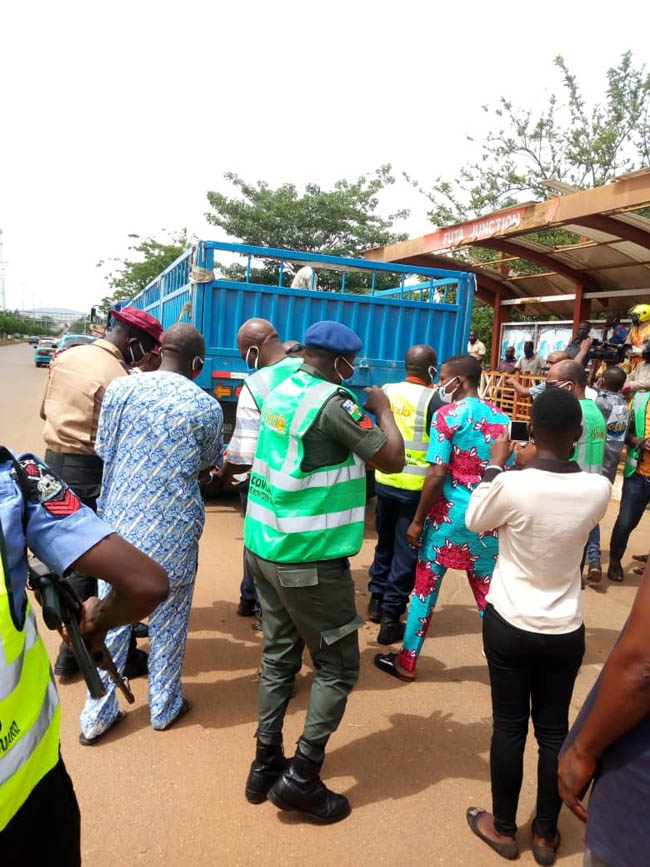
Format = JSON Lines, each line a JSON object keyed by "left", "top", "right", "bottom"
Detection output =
{"left": 364, "top": 168, "right": 650, "bottom": 370}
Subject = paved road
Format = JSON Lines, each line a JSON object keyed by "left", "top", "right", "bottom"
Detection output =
{"left": 0, "top": 342, "right": 644, "bottom": 865}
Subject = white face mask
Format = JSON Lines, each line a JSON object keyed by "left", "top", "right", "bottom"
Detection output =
{"left": 428, "top": 365, "right": 438, "bottom": 384}
{"left": 334, "top": 356, "right": 355, "bottom": 382}
{"left": 245, "top": 345, "right": 259, "bottom": 370}
{"left": 127, "top": 338, "right": 146, "bottom": 365}
{"left": 438, "top": 376, "right": 459, "bottom": 404}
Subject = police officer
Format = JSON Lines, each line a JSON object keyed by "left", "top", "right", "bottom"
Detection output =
{"left": 0, "top": 446, "right": 168, "bottom": 866}
{"left": 243, "top": 321, "right": 405, "bottom": 823}
{"left": 217, "top": 318, "right": 304, "bottom": 618}
{"left": 367, "top": 344, "right": 439, "bottom": 644}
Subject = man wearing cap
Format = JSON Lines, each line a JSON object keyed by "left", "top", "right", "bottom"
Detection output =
{"left": 41, "top": 306, "right": 162, "bottom": 676}
{"left": 243, "top": 321, "right": 404, "bottom": 823}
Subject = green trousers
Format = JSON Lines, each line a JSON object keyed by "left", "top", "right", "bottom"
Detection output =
{"left": 246, "top": 551, "right": 364, "bottom": 749}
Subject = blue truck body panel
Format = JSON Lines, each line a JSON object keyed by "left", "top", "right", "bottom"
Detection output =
{"left": 127, "top": 241, "right": 475, "bottom": 419}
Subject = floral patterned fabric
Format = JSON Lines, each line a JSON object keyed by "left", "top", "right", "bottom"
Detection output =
{"left": 80, "top": 370, "right": 223, "bottom": 736}
{"left": 397, "top": 397, "right": 510, "bottom": 672}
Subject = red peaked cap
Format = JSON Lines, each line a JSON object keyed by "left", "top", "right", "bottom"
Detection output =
{"left": 110, "top": 307, "right": 163, "bottom": 345}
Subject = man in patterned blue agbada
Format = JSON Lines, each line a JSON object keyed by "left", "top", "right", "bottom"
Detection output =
{"left": 80, "top": 324, "right": 223, "bottom": 742}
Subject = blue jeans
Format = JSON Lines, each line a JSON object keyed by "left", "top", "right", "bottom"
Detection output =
{"left": 609, "top": 472, "right": 650, "bottom": 563}
{"left": 368, "top": 492, "right": 418, "bottom": 618}
{"left": 586, "top": 525, "right": 601, "bottom": 563}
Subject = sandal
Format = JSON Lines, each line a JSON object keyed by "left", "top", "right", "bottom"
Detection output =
{"left": 373, "top": 653, "right": 415, "bottom": 682}
{"left": 157, "top": 697, "right": 192, "bottom": 731}
{"left": 79, "top": 710, "right": 127, "bottom": 746}
{"left": 466, "top": 807, "right": 519, "bottom": 860}
{"left": 532, "top": 830, "right": 561, "bottom": 866}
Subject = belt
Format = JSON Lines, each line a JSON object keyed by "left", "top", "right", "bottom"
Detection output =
{"left": 44, "top": 450, "right": 103, "bottom": 471}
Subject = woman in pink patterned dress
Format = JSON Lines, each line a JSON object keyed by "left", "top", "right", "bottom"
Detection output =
{"left": 375, "top": 354, "right": 510, "bottom": 681}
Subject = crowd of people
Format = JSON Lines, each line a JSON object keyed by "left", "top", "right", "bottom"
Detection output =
{"left": 2, "top": 304, "right": 650, "bottom": 867}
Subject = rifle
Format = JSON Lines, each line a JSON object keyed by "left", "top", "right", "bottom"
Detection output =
{"left": 27, "top": 556, "right": 134, "bottom": 704}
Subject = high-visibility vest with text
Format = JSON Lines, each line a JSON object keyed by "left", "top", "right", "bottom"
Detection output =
{"left": 0, "top": 528, "right": 60, "bottom": 830}
{"left": 375, "top": 381, "right": 432, "bottom": 491}
{"left": 624, "top": 391, "right": 650, "bottom": 478}
{"left": 244, "top": 370, "right": 366, "bottom": 563}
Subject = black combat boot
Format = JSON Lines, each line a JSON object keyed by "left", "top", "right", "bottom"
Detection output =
{"left": 377, "top": 614, "right": 405, "bottom": 646}
{"left": 245, "top": 731, "right": 288, "bottom": 804}
{"left": 268, "top": 738, "right": 351, "bottom": 823}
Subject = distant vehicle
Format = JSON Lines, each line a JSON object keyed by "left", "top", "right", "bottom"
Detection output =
{"left": 47, "top": 332, "right": 95, "bottom": 365}
{"left": 34, "top": 339, "right": 58, "bottom": 367}
{"left": 28, "top": 336, "right": 39, "bottom": 345}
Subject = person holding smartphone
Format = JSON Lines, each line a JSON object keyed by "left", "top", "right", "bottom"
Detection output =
{"left": 464, "top": 389, "right": 611, "bottom": 865}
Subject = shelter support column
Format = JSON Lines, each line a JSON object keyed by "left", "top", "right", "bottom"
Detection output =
{"left": 490, "top": 291, "right": 509, "bottom": 369}
{"left": 572, "top": 283, "right": 591, "bottom": 335}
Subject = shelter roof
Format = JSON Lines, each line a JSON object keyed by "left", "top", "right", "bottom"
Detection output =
{"left": 364, "top": 169, "right": 650, "bottom": 317}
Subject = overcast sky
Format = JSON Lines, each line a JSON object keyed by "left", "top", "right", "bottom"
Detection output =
{"left": 1, "top": 1, "right": 649, "bottom": 312}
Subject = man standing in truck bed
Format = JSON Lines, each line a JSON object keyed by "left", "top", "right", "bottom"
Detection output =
{"left": 243, "top": 321, "right": 405, "bottom": 823}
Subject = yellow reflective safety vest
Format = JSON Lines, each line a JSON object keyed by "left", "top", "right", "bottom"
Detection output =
{"left": 0, "top": 525, "right": 60, "bottom": 831}
{"left": 375, "top": 380, "right": 433, "bottom": 492}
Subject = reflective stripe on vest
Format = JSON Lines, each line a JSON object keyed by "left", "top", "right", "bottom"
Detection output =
{"left": 624, "top": 391, "right": 650, "bottom": 478}
{"left": 0, "top": 522, "right": 60, "bottom": 830}
{"left": 244, "top": 371, "right": 366, "bottom": 563}
{"left": 244, "top": 357, "right": 303, "bottom": 412}
{"left": 375, "top": 381, "right": 433, "bottom": 491}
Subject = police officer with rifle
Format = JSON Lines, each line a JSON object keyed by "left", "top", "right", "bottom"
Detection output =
{"left": 0, "top": 447, "right": 168, "bottom": 866}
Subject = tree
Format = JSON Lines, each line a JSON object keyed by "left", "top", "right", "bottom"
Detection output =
{"left": 97, "top": 230, "right": 190, "bottom": 311}
{"left": 405, "top": 52, "right": 650, "bottom": 343}
{"left": 409, "top": 52, "right": 650, "bottom": 227}
{"left": 205, "top": 166, "right": 408, "bottom": 292}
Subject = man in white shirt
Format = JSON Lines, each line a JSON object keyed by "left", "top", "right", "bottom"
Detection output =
{"left": 217, "top": 319, "right": 302, "bottom": 616}
{"left": 291, "top": 266, "right": 319, "bottom": 291}
{"left": 514, "top": 341, "right": 546, "bottom": 376}
{"left": 467, "top": 331, "right": 486, "bottom": 362}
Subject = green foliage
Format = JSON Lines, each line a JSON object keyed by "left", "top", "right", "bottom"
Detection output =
{"left": 206, "top": 166, "right": 408, "bottom": 293}
{"left": 0, "top": 310, "right": 55, "bottom": 336}
{"left": 409, "top": 52, "right": 650, "bottom": 226}
{"left": 97, "top": 230, "right": 191, "bottom": 312}
{"left": 68, "top": 319, "right": 88, "bottom": 333}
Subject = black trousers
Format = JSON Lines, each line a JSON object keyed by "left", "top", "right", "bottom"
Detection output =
{"left": 1, "top": 758, "right": 81, "bottom": 867}
{"left": 483, "top": 604, "right": 585, "bottom": 838}
{"left": 367, "top": 493, "right": 419, "bottom": 617}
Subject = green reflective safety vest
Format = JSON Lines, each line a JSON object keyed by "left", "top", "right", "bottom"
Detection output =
{"left": 572, "top": 398, "right": 606, "bottom": 473}
{"left": 375, "top": 381, "right": 432, "bottom": 491}
{"left": 624, "top": 391, "right": 650, "bottom": 478}
{"left": 244, "top": 370, "right": 366, "bottom": 563}
{"left": 244, "top": 357, "right": 303, "bottom": 412}
{"left": 0, "top": 529, "right": 60, "bottom": 831}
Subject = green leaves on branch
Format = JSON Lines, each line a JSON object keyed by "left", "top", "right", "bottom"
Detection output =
{"left": 97, "top": 230, "right": 191, "bottom": 312}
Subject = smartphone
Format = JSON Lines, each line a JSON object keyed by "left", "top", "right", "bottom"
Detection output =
{"left": 508, "top": 420, "right": 530, "bottom": 442}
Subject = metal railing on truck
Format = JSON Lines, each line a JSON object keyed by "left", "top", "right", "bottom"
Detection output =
{"left": 127, "top": 241, "right": 476, "bottom": 401}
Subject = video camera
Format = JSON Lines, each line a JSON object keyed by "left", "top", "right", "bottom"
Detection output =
{"left": 588, "top": 338, "right": 627, "bottom": 365}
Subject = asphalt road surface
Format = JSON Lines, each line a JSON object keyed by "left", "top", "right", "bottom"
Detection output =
{"left": 0, "top": 342, "right": 644, "bottom": 866}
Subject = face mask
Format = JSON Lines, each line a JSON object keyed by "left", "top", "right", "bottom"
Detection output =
{"left": 334, "top": 356, "right": 355, "bottom": 382}
{"left": 427, "top": 365, "right": 438, "bottom": 383}
{"left": 632, "top": 316, "right": 641, "bottom": 326}
{"left": 245, "top": 345, "right": 259, "bottom": 370}
{"left": 127, "top": 338, "right": 146, "bottom": 364}
{"left": 524, "top": 347, "right": 533, "bottom": 358}
{"left": 438, "top": 376, "right": 459, "bottom": 404}
{"left": 191, "top": 356, "right": 204, "bottom": 381}
{"left": 546, "top": 380, "right": 572, "bottom": 391}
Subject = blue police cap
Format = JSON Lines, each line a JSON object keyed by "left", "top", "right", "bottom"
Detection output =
{"left": 304, "top": 321, "right": 362, "bottom": 354}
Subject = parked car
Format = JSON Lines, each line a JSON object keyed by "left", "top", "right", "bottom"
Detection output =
{"left": 48, "top": 332, "right": 95, "bottom": 364}
{"left": 34, "top": 339, "right": 58, "bottom": 367}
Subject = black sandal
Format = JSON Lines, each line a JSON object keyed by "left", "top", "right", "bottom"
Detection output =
{"left": 532, "top": 830, "right": 560, "bottom": 866}
{"left": 79, "top": 710, "right": 127, "bottom": 746}
{"left": 373, "top": 653, "right": 415, "bottom": 682}
{"left": 466, "top": 807, "right": 519, "bottom": 860}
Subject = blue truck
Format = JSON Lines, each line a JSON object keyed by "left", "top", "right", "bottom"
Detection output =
{"left": 126, "top": 241, "right": 475, "bottom": 437}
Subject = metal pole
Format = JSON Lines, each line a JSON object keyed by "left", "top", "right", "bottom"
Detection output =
{"left": 0, "top": 228, "right": 6, "bottom": 311}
